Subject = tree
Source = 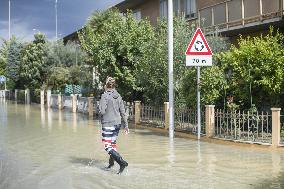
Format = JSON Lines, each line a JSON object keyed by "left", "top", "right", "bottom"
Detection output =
{"left": 21, "top": 33, "right": 47, "bottom": 89}
{"left": 45, "top": 40, "right": 86, "bottom": 67}
{"left": 48, "top": 66, "right": 70, "bottom": 90}
{"left": 217, "top": 27, "right": 284, "bottom": 109}
{"left": 6, "top": 36, "right": 23, "bottom": 87}
{"left": 79, "top": 9, "right": 155, "bottom": 101}
{"left": 0, "top": 38, "right": 9, "bottom": 76}
{"left": 79, "top": 9, "right": 229, "bottom": 105}
{"left": 180, "top": 32, "right": 229, "bottom": 107}
{"left": 139, "top": 17, "right": 229, "bottom": 106}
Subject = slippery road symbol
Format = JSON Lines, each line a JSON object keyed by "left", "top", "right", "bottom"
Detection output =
{"left": 194, "top": 40, "right": 204, "bottom": 52}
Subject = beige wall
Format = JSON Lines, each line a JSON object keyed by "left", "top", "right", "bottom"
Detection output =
{"left": 136, "top": 0, "right": 160, "bottom": 25}
{"left": 118, "top": 0, "right": 160, "bottom": 25}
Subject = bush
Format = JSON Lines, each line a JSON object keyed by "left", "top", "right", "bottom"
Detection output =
{"left": 30, "top": 89, "right": 41, "bottom": 103}
{"left": 217, "top": 27, "right": 284, "bottom": 110}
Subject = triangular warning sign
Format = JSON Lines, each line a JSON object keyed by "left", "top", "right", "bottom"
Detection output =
{"left": 185, "top": 28, "right": 212, "bottom": 56}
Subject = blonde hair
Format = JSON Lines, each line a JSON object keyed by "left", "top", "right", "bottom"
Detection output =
{"left": 105, "top": 77, "right": 116, "bottom": 89}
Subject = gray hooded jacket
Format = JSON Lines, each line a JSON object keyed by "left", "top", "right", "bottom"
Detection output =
{"left": 99, "top": 89, "right": 128, "bottom": 128}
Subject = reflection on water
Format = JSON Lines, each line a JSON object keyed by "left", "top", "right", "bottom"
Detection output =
{"left": 25, "top": 104, "right": 30, "bottom": 121}
{"left": 41, "top": 105, "right": 45, "bottom": 128}
{"left": 73, "top": 113, "right": 77, "bottom": 133}
{"left": 47, "top": 108, "right": 52, "bottom": 131}
{"left": 167, "top": 138, "right": 175, "bottom": 165}
{"left": 0, "top": 101, "right": 284, "bottom": 189}
{"left": 58, "top": 110, "right": 62, "bottom": 129}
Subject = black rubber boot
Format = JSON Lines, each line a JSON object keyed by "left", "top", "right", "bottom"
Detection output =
{"left": 105, "top": 155, "right": 114, "bottom": 169}
{"left": 109, "top": 150, "right": 128, "bottom": 174}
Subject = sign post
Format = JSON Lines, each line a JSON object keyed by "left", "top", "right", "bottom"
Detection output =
{"left": 185, "top": 28, "right": 212, "bottom": 140}
{"left": 0, "top": 75, "right": 6, "bottom": 90}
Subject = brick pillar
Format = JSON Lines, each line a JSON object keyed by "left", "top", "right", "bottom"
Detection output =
{"left": 58, "top": 94, "right": 62, "bottom": 110}
{"left": 164, "top": 102, "right": 169, "bottom": 130}
{"left": 25, "top": 89, "right": 30, "bottom": 104}
{"left": 88, "top": 97, "right": 94, "bottom": 118}
{"left": 205, "top": 105, "right": 215, "bottom": 138}
{"left": 47, "top": 90, "right": 51, "bottom": 108}
{"left": 15, "top": 89, "right": 18, "bottom": 101}
{"left": 72, "top": 95, "right": 77, "bottom": 113}
{"left": 271, "top": 108, "right": 281, "bottom": 147}
{"left": 40, "top": 90, "right": 44, "bottom": 105}
{"left": 134, "top": 101, "right": 141, "bottom": 125}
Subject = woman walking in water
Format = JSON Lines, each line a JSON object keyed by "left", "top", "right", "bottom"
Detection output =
{"left": 99, "top": 77, "right": 129, "bottom": 174}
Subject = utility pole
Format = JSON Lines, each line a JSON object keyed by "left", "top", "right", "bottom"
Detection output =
{"left": 9, "top": 0, "right": 11, "bottom": 39}
{"left": 168, "top": 0, "right": 174, "bottom": 138}
{"left": 55, "top": 0, "right": 58, "bottom": 40}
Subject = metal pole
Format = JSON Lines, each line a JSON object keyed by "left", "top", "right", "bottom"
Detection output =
{"left": 197, "top": 66, "right": 201, "bottom": 140}
{"left": 168, "top": 0, "right": 174, "bottom": 138}
{"left": 9, "top": 0, "right": 11, "bottom": 39}
{"left": 55, "top": 0, "right": 58, "bottom": 40}
{"left": 75, "top": 45, "right": 78, "bottom": 65}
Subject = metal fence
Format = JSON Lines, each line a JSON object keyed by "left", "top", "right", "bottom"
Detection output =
{"left": 125, "top": 102, "right": 134, "bottom": 122}
{"left": 175, "top": 107, "right": 206, "bottom": 135}
{"left": 140, "top": 105, "right": 165, "bottom": 128}
{"left": 50, "top": 94, "right": 58, "bottom": 108}
{"left": 62, "top": 96, "right": 72, "bottom": 110}
{"left": 215, "top": 109, "right": 272, "bottom": 144}
{"left": 93, "top": 100, "right": 100, "bottom": 119}
{"left": 30, "top": 90, "right": 40, "bottom": 103}
{"left": 13, "top": 90, "right": 28, "bottom": 103}
{"left": 77, "top": 97, "right": 89, "bottom": 114}
{"left": 280, "top": 115, "right": 284, "bottom": 145}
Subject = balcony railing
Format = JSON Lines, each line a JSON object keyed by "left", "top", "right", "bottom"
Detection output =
{"left": 198, "top": 0, "right": 284, "bottom": 31}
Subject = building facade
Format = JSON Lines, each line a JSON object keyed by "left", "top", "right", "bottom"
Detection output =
{"left": 63, "top": 0, "right": 284, "bottom": 43}
{"left": 115, "top": 0, "right": 284, "bottom": 38}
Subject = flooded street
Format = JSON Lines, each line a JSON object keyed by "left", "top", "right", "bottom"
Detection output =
{"left": 1, "top": 100, "right": 284, "bottom": 189}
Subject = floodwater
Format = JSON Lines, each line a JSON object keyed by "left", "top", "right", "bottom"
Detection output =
{"left": 1, "top": 100, "right": 284, "bottom": 189}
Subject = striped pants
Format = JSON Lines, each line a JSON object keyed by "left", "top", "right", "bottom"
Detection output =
{"left": 102, "top": 125, "right": 121, "bottom": 152}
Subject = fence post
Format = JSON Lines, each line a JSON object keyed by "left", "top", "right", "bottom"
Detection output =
{"left": 72, "top": 95, "right": 77, "bottom": 113}
{"left": 271, "top": 108, "right": 281, "bottom": 147}
{"left": 88, "top": 97, "right": 94, "bottom": 118}
{"left": 164, "top": 102, "right": 169, "bottom": 130}
{"left": 15, "top": 89, "right": 18, "bottom": 101}
{"left": 25, "top": 89, "right": 30, "bottom": 104}
{"left": 40, "top": 90, "right": 44, "bottom": 105}
{"left": 134, "top": 101, "right": 141, "bottom": 125}
{"left": 205, "top": 105, "right": 215, "bottom": 138}
{"left": 47, "top": 90, "right": 51, "bottom": 108}
{"left": 58, "top": 94, "right": 62, "bottom": 110}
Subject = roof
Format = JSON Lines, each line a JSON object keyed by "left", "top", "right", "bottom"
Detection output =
{"left": 115, "top": 0, "right": 146, "bottom": 11}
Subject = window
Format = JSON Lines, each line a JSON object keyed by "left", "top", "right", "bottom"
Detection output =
{"left": 133, "top": 10, "right": 142, "bottom": 20}
{"left": 185, "top": 0, "right": 196, "bottom": 18}
{"left": 160, "top": 0, "right": 167, "bottom": 19}
{"left": 173, "top": 0, "right": 180, "bottom": 15}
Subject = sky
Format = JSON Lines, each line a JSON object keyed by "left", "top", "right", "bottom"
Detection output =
{"left": 0, "top": 0, "right": 123, "bottom": 43}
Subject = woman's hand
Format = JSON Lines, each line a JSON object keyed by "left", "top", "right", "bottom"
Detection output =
{"left": 124, "top": 127, "right": 129, "bottom": 135}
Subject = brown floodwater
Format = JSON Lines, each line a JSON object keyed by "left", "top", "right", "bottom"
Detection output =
{"left": 1, "top": 99, "right": 284, "bottom": 189}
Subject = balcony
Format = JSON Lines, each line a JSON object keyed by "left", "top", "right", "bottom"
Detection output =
{"left": 198, "top": 0, "right": 284, "bottom": 33}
